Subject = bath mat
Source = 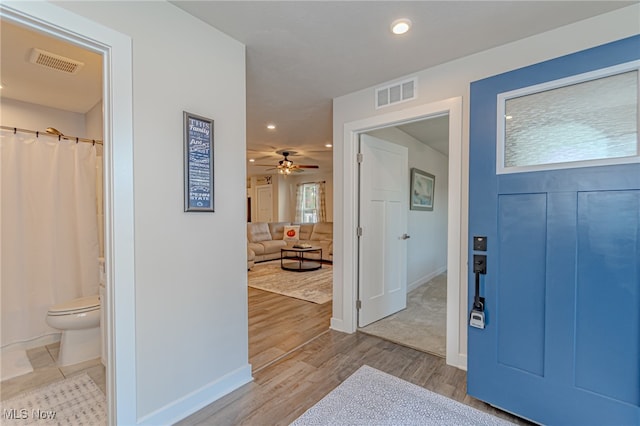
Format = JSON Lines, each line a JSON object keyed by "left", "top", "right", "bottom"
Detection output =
{"left": 0, "top": 373, "right": 106, "bottom": 425}
{"left": 248, "top": 261, "right": 332, "bottom": 304}
{"left": 290, "top": 365, "right": 515, "bottom": 426}
{"left": 1, "top": 349, "right": 33, "bottom": 382}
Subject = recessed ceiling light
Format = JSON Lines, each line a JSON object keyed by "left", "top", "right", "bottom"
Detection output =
{"left": 505, "top": 115, "right": 513, "bottom": 120}
{"left": 248, "top": 158, "right": 255, "bottom": 162}
{"left": 325, "top": 144, "right": 333, "bottom": 148}
{"left": 391, "top": 18, "right": 412, "bottom": 35}
{"left": 266, "top": 123, "right": 276, "bottom": 130}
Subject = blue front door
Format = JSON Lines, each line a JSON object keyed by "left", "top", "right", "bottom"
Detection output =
{"left": 468, "top": 36, "right": 640, "bottom": 425}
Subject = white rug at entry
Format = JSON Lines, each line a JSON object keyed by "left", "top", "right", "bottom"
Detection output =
{"left": 290, "top": 365, "right": 515, "bottom": 426}
{"left": 0, "top": 373, "right": 106, "bottom": 425}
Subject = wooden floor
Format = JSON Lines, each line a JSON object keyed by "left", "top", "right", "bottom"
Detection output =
{"left": 179, "top": 276, "right": 531, "bottom": 425}
{"left": 248, "top": 286, "right": 332, "bottom": 371}
{"left": 179, "top": 330, "right": 531, "bottom": 426}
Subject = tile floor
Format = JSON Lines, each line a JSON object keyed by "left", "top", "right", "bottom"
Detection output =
{"left": 0, "top": 342, "right": 105, "bottom": 401}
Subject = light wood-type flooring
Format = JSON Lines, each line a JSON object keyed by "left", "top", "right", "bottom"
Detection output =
{"left": 178, "top": 329, "right": 532, "bottom": 425}
{"left": 249, "top": 286, "right": 332, "bottom": 371}
{"left": 180, "top": 278, "right": 531, "bottom": 425}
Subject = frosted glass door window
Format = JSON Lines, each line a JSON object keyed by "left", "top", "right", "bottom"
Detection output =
{"left": 498, "top": 63, "right": 639, "bottom": 173}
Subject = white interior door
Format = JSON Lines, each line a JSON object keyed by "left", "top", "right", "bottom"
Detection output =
{"left": 358, "top": 134, "right": 408, "bottom": 327}
{"left": 256, "top": 184, "right": 273, "bottom": 222}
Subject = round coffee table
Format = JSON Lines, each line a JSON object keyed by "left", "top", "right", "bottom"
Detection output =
{"left": 281, "top": 246, "right": 323, "bottom": 271}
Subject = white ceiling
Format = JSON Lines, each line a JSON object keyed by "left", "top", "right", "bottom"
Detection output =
{"left": 1, "top": 20, "right": 102, "bottom": 114}
{"left": 1, "top": 2, "right": 633, "bottom": 175}
{"left": 397, "top": 115, "right": 450, "bottom": 157}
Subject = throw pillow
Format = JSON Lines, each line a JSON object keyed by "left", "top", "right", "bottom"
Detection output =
{"left": 283, "top": 225, "right": 300, "bottom": 242}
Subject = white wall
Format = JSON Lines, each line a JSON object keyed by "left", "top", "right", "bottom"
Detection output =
{"left": 51, "top": 1, "right": 249, "bottom": 423}
{"left": 1, "top": 97, "right": 86, "bottom": 136}
{"left": 366, "top": 127, "right": 448, "bottom": 290}
{"left": 276, "top": 174, "right": 289, "bottom": 221}
{"left": 84, "top": 100, "right": 102, "bottom": 141}
{"left": 332, "top": 5, "right": 640, "bottom": 365}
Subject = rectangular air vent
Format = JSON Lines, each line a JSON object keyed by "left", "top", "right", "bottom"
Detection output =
{"left": 375, "top": 77, "right": 417, "bottom": 109}
{"left": 29, "top": 48, "right": 84, "bottom": 74}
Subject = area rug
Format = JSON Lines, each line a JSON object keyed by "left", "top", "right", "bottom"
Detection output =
{"left": 248, "top": 261, "right": 332, "bottom": 304}
{"left": 1, "top": 349, "right": 33, "bottom": 382}
{"left": 0, "top": 373, "right": 106, "bottom": 425}
{"left": 359, "top": 273, "right": 446, "bottom": 357}
{"left": 290, "top": 365, "right": 515, "bottom": 426}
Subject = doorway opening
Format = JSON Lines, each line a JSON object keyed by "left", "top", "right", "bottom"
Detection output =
{"left": 246, "top": 167, "right": 334, "bottom": 372}
{"left": 338, "top": 96, "right": 464, "bottom": 369}
{"left": 1, "top": 2, "right": 136, "bottom": 423}
{"left": 358, "top": 114, "right": 450, "bottom": 358}
{"left": 0, "top": 15, "right": 107, "bottom": 398}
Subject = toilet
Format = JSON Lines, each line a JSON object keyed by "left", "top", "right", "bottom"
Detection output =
{"left": 46, "top": 295, "right": 101, "bottom": 367}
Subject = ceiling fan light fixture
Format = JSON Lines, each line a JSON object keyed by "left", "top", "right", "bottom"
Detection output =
{"left": 391, "top": 18, "right": 412, "bottom": 35}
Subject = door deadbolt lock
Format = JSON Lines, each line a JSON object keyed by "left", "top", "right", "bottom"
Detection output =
{"left": 473, "top": 255, "right": 487, "bottom": 275}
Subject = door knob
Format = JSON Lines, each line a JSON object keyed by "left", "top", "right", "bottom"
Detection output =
{"left": 401, "top": 234, "right": 411, "bottom": 240}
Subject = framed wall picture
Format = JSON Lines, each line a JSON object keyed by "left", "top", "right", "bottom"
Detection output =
{"left": 183, "top": 111, "right": 214, "bottom": 212}
{"left": 410, "top": 168, "right": 435, "bottom": 211}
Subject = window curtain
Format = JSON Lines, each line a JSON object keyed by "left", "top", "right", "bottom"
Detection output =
{"left": 294, "top": 183, "right": 304, "bottom": 223}
{"left": 295, "top": 181, "right": 327, "bottom": 223}
{"left": 317, "top": 181, "right": 327, "bottom": 222}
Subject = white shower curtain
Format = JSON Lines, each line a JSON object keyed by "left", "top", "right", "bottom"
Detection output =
{"left": 1, "top": 130, "right": 99, "bottom": 349}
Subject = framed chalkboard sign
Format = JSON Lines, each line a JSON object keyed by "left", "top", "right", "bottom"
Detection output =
{"left": 183, "top": 111, "right": 214, "bottom": 212}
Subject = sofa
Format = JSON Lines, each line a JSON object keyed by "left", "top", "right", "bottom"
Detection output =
{"left": 247, "top": 221, "right": 332, "bottom": 268}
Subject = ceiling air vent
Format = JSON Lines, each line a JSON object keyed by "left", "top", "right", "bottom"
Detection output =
{"left": 375, "top": 77, "right": 417, "bottom": 109}
{"left": 29, "top": 48, "right": 84, "bottom": 74}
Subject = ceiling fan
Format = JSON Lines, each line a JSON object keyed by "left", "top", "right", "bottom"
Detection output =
{"left": 254, "top": 151, "right": 319, "bottom": 175}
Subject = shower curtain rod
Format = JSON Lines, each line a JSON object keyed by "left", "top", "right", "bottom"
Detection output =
{"left": 1, "top": 126, "right": 103, "bottom": 145}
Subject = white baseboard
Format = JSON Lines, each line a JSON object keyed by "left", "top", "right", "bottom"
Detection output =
{"left": 330, "top": 317, "right": 350, "bottom": 333}
{"left": 137, "top": 364, "right": 253, "bottom": 425}
{"left": 458, "top": 354, "right": 468, "bottom": 371}
{"left": 407, "top": 266, "right": 447, "bottom": 292}
{"left": 447, "top": 353, "right": 467, "bottom": 371}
